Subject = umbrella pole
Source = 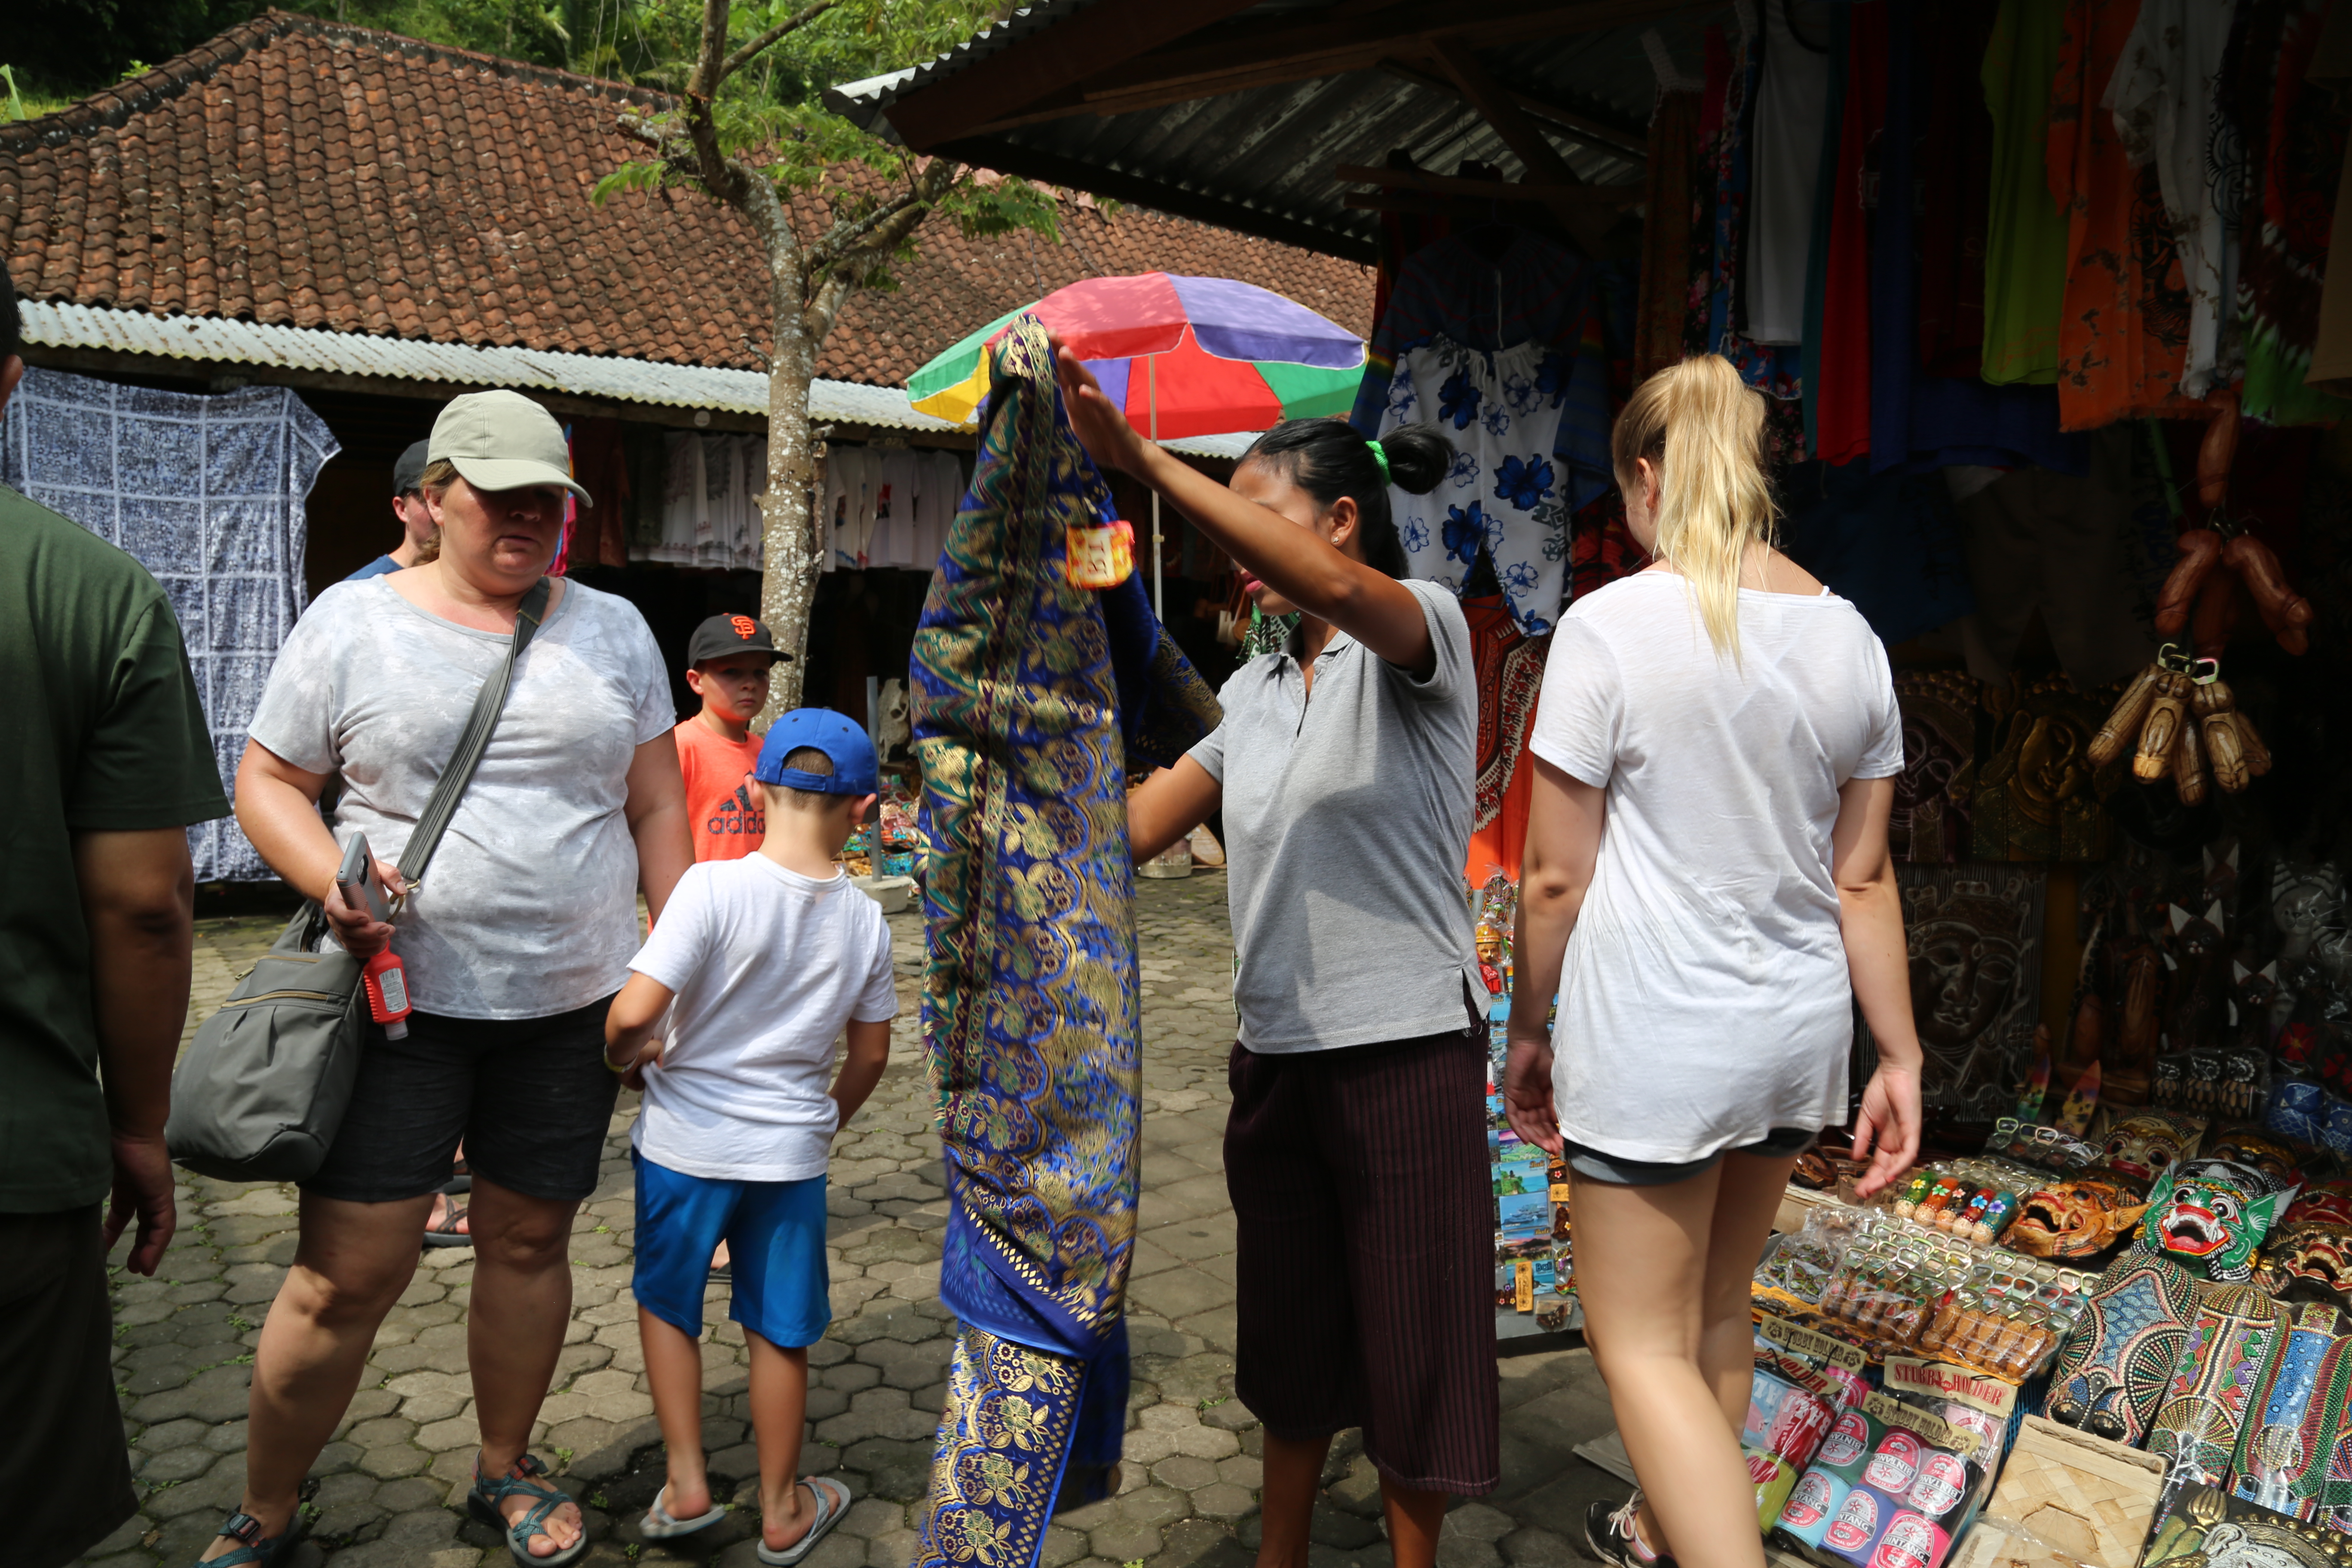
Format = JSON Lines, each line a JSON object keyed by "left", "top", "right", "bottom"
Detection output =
{"left": 1149, "top": 355, "right": 1163, "bottom": 619}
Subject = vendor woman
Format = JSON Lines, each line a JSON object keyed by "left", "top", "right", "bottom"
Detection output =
{"left": 1503, "top": 354, "right": 1924, "bottom": 1568}
{"left": 1057, "top": 348, "right": 1496, "bottom": 1565}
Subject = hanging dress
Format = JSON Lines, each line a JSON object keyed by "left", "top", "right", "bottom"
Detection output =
{"left": 1981, "top": 0, "right": 2072, "bottom": 385}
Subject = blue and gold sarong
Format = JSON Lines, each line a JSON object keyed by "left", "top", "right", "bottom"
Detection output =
{"left": 909, "top": 318, "right": 1220, "bottom": 1568}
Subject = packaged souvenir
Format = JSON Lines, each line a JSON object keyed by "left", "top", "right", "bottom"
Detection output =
{"left": 1784, "top": 1390, "right": 1992, "bottom": 1568}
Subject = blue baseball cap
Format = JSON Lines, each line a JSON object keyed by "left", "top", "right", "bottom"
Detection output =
{"left": 754, "top": 708, "right": 879, "bottom": 796}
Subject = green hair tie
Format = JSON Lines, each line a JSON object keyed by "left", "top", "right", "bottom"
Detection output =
{"left": 1366, "top": 439, "right": 1390, "bottom": 483}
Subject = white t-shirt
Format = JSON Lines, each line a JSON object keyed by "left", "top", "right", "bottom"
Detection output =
{"left": 629, "top": 856, "right": 900, "bottom": 1182}
{"left": 248, "top": 578, "right": 674, "bottom": 1018}
{"left": 1527, "top": 573, "right": 1903, "bottom": 1163}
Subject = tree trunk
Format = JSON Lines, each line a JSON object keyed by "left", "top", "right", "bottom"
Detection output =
{"left": 757, "top": 251, "right": 822, "bottom": 718}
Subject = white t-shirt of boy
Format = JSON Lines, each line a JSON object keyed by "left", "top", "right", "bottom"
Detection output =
{"left": 629, "top": 856, "right": 900, "bottom": 1182}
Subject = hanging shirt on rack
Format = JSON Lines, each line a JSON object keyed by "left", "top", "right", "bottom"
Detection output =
{"left": 2233, "top": 0, "right": 2352, "bottom": 425}
{"left": 1981, "top": 0, "right": 2071, "bottom": 385}
{"left": 2050, "top": 0, "right": 2198, "bottom": 428}
{"left": 823, "top": 445, "right": 871, "bottom": 572}
{"left": 2106, "top": 0, "right": 2240, "bottom": 399}
{"left": 1916, "top": 3, "right": 1999, "bottom": 378}
{"left": 1746, "top": 0, "right": 1835, "bottom": 345}
{"left": 877, "top": 450, "right": 922, "bottom": 568}
{"left": 1703, "top": 12, "right": 1807, "bottom": 398}
{"left": 649, "top": 431, "right": 708, "bottom": 566}
{"left": 1379, "top": 335, "right": 1573, "bottom": 636}
{"left": 1811, "top": 0, "right": 1887, "bottom": 465}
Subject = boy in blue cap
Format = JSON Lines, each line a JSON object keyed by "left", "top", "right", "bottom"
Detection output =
{"left": 603, "top": 710, "right": 894, "bottom": 1563}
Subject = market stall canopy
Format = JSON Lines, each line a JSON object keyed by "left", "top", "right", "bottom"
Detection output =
{"left": 825, "top": 0, "right": 1735, "bottom": 263}
{"left": 909, "top": 273, "right": 1364, "bottom": 436}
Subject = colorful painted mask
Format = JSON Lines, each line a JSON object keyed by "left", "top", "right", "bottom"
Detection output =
{"left": 2140, "top": 1168, "right": 2287, "bottom": 1282}
{"left": 2098, "top": 1110, "right": 2206, "bottom": 1182}
{"left": 2287, "top": 1179, "right": 2352, "bottom": 1229}
{"left": 2003, "top": 1177, "right": 2151, "bottom": 1260}
{"left": 2204, "top": 1128, "right": 2304, "bottom": 1191}
{"left": 2263, "top": 1221, "right": 2352, "bottom": 1307}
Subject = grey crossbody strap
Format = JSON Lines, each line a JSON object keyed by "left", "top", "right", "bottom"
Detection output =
{"left": 397, "top": 576, "right": 553, "bottom": 887}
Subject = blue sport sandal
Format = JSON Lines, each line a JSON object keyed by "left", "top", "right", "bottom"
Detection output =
{"left": 468, "top": 1452, "right": 591, "bottom": 1568}
{"left": 191, "top": 1500, "right": 309, "bottom": 1568}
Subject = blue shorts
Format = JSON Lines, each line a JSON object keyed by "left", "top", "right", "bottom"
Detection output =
{"left": 631, "top": 1150, "right": 832, "bottom": 1349}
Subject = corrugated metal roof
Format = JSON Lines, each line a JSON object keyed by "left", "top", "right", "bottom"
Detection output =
{"left": 18, "top": 301, "right": 1261, "bottom": 454}
{"left": 829, "top": 0, "right": 1736, "bottom": 260}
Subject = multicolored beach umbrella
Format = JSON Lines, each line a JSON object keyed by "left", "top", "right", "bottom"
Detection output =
{"left": 907, "top": 273, "right": 1366, "bottom": 438}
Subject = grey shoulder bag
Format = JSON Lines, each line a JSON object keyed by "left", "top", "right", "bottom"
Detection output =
{"left": 166, "top": 579, "right": 554, "bottom": 1183}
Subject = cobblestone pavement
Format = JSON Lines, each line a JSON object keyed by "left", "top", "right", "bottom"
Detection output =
{"left": 78, "top": 875, "right": 1621, "bottom": 1568}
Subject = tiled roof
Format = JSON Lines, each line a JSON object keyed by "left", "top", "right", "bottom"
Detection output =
{"left": 0, "top": 9, "right": 1372, "bottom": 390}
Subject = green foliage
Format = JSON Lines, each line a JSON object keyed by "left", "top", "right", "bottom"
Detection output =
{"left": 589, "top": 1, "right": 1061, "bottom": 303}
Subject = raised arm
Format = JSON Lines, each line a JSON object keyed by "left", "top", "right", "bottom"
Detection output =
{"left": 1054, "top": 346, "right": 1436, "bottom": 674}
{"left": 1503, "top": 759, "right": 1607, "bottom": 1155}
{"left": 1830, "top": 775, "right": 1922, "bottom": 1195}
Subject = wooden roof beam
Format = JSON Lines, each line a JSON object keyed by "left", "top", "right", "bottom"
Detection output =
{"left": 1372, "top": 58, "right": 1645, "bottom": 162}
{"left": 1424, "top": 36, "right": 1613, "bottom": 250}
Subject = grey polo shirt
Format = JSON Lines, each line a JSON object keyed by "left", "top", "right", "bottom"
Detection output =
{"left": 1188, "top": 578, "right": 1481, "bottom": 1053}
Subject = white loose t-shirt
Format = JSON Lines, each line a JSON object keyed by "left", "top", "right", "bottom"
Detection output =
{"left": 248, "top": 578, "right": 674, "bottom": 1019}
{"left": 629, "top": 857, "right": 900, "bottom": 1182}
{"left": 1528, "top": 574, "right": 1903, "bottom": 1163}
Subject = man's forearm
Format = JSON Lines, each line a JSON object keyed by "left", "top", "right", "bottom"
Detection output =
{"left": 91, "top": 905, "right": 195, "bottom": 1136}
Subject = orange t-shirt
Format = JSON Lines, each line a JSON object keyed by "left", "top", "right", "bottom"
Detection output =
{"left": 675, "top": 717, "right": 765, "bottom": 861}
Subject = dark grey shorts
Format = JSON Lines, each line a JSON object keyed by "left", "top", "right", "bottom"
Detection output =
{"left": 1563, "top": 1126, "right": 1821, "bottom": 1187}
{"left": 302, "top": 994, "right": 621, "bottom": 1205}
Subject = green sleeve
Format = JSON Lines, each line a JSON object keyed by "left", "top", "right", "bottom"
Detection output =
{"left": 63, "top": 598, "right": 232, "bottom": 831}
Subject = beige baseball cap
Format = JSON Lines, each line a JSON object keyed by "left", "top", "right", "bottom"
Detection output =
{"left": 427, "top": 389, "right": 593, "bottom": 506}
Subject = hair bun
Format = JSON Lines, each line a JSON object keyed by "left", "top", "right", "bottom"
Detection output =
{"left": 1377, "top": 425, "right": 1454, "bottom": 496}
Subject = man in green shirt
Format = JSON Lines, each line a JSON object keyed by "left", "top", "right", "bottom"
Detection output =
{"left": 0, "top": 266, "right": 231, "bottom": 1567}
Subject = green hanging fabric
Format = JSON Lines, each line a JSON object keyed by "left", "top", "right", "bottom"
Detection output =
{"left": 1979, "top": 0, "right": 2070, "bottom": 386}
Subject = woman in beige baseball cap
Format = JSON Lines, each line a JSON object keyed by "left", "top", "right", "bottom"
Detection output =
{"left": 222, "top": 389, "right": 691, "bottom": 1568}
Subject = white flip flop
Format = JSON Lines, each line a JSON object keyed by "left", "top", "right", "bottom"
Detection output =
{"left": 639, "top": 1485, "right": 728, "bottom": 1540}
{"left": 756, "top": 1476, "right": 852, "bottom": 1566}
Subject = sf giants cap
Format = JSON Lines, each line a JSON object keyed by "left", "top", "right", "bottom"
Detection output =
{"left": 687, "top": 612, "right": 788, "bottom": 665}
{"left": 427, "top": 390, "right": 592, "bottom": 506}
{"left": 754, "top": 708, "right": 878, "bottom": 796}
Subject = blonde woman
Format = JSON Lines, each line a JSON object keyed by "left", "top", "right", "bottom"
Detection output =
{"left": 1502, "top": 356, "right": 1923, "bottom": 1568}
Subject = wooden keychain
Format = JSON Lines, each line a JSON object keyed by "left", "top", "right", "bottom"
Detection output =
{"left": 2089, "top": 643, "right": 2271, "bottom": 799}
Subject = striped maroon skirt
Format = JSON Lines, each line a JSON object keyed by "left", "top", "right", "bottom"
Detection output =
{"left": 1223, "top": 1025, "right": 1500, "bottom": 1494}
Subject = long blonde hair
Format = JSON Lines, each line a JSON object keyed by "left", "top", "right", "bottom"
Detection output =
{"left": 1610, "top": 355, "right": 1778, "bottom": 662}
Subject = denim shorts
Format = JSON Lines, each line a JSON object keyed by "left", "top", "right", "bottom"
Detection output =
{"left": 302, "top": 995, "right": 621, "bottom": 1204}
{"left": 631, "top": 1150, "right": 831, "bottom": 1349}
{"left": 1562, "top": 1126, "right": 1821, "bottom": 1187}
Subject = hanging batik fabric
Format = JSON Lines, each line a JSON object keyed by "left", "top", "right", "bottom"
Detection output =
{"left": 2233, "top": 0, "right": 2352, "bottom": 424}
{"left": 2049, "top": 0, "right": 2198, "bottom": 428}
{"left": 1380, "top": 336, "right": 1574, "bottom": 635}
{"left": 0, "top": 368, "right": 337, "bottom": 882}
{"left": 910, "top": 317, "right": 1221, "bottom": 1568}
{"left": 2105, "top": 0, "right": 2239, "bottom": 400}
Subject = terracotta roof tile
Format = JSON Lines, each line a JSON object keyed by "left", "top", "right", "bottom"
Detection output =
{"left": 1, "top": 9, "right": 1372, "bottom": 388}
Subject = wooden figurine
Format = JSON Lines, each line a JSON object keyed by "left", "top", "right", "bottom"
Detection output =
{"left": 2135, "top": 673, "right": 2190, "bottom": 781}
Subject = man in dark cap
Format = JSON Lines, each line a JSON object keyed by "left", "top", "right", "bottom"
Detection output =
{"left": 344, "top": 438, "right": 438, "bottom": 580}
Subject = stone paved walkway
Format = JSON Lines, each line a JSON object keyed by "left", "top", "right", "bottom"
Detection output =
{"left": 77, "top": 876, "right": 1621, "bottom": 1568}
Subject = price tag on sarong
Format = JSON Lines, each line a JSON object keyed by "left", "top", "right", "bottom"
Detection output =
{"left": 1514, "top": 1259, "right": 1534, "bottom": 1312}
{"left": 1065, "top": 521, "right": 1135, "bottom": 589}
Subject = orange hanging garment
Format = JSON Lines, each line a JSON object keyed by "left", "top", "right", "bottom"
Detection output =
{"left": 1462, "top": 599, "right": 1552, "bottom": 886}
{"left": 2047, "top": 0, "right": 2199, "bottom": 429}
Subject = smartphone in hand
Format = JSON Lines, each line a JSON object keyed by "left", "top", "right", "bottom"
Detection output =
{"left": 336, "top": 834, "right": 390, "bottom": 924}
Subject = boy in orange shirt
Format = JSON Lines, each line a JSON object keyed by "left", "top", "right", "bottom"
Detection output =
{"left": 676, "top": 614, "right": 787, "bottom": 863}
